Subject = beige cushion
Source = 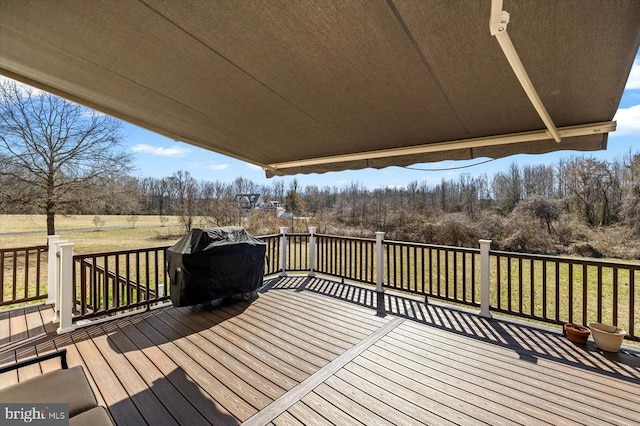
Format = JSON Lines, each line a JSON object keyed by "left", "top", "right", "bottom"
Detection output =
{"left": 70, "top": 406, "right": 114, "bottom": 426}
{"left": 0, "top": 366, "right": 97, "bottom": 416}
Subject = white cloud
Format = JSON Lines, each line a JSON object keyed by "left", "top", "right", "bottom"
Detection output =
{"left": 207, "top": 163, "right": 230, "bottom": 171}
{"left": 625, "top": 57, "right": 640, "bottom": 90}
{"left": 612, "top": 104, "right": 640, "bottom": 137}
{"left": 131, "top": 143, "right": 190, "bottom": 157}
{"left": 246, "top": 163, "right": 263, "bottom": 171}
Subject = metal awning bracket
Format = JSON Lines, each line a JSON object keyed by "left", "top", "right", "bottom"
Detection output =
{"left": 489, "top": 9, "right": 510, "bottom": 36}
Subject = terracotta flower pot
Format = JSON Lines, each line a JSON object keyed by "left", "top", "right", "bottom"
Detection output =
{"left": 589, "top": 322, "right": 626, "bottom": 352}
{"left": 564, "top": 323, "right": 590, "bottom": 344}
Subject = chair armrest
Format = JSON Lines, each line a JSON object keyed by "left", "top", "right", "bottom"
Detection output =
{"left": 0, "top": 348, "right": 67, "bottom": 374}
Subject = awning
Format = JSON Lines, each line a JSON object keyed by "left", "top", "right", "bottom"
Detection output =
{"left": 1, "top": 0, "right": 638, "bottom": 177}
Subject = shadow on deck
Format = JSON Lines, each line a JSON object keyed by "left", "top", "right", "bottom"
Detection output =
{"left": 266, "top": 275, "right": 640, "bottom": 384}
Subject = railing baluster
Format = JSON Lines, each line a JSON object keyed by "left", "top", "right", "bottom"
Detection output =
{"left": 518, "top": 257, "right": 523, "bottom": 314}
{"left": 530, "top": 259, "right": 535, "bottom": 317}
{"left": 471, "top": 252, "right": 476, "bottom": 304}
{"left": 496, "top": 254, "right": 501, "bottom": 310}
{"left": 103, "top": 255, "right": 109, "bottom": 310}
{"left": 35, "top": 248, "right": 42, "bottom": 298}
{"left": 612, "top": 267, "right": 618, "bottom": 327}
{"left": 568, "top": 263, "right": 574, "bottom": 324}
{"left": 126, "top": 253, "right": 132, "bottom": 306}
{"left": 542, "top": 259, "right": 547, "bottom": 320}
{"left": 629, "top": 271, "right": 635, "bottom": 338}
{"left": 582, "top": 264, "right": 588, "bottom": 325}
{"left": 597, "top": 265, "right": 603, "bottom": 323}
{"left": 114, "top": 254, "right": 120, "bottom": 308}
{"left": 80, "top": 260, "right": 87, "bottom": 316}
{"left": 154, "top": 250, "right": 160, "bottom": 299}
{"left": 399, "top": 244, "right": 404, "bottom": 290}
{"left": 12, "top": 250, "right": 17, "bottom": 302}
{"left": 554, "top": 261, "right": 560, "bottom": 322}
{"left": 436, "top": 248, "right": 441, "bottom": 297}
{"left": 24, "top": 249, "right": 30, "bottom": 300}
{"left": 507, "top": 257, "right": 512, "bottom": 312}
{"left": 429, "top": 248, "right": 433, "bottom": 295}
{"left": 136, "top": 252, "right": 141, "bottom": 303}
{"left": 0, "top": 251, "right": 4, "bottom": 305}
{"left": 145, "top": 251, "right": 150, "bottom": 302}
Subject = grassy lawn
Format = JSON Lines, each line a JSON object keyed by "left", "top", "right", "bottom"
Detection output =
{"left": 0, "top": 214, "right": 181, "bottom": 232}
{"left": 0, "top": 214, "right": 184, "bottom": 251}
{"left": 1, "top": 215, "right": 185, "bottom": 308}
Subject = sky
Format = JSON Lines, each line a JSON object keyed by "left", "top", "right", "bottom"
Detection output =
{"left": 7, "top": 54, "right": 640, "bottom": 191}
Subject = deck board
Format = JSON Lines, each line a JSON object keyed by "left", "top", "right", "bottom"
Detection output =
{"left": 312, "top": 381, "right": 393, "bottom": 426}
{"left": 1, "top": 276, "right": 639, "bottom": 425}
{"left": 136, "top": 313, "right": 259, "bottom": 420}
{"left": 201, "top": 307, "right": 323, "bottom": 374}
{"left": 8, "top": 309, "right": 28, "bottom": 342}
{"left": 221, "top": 303, "right": 350, "bottom": 356}
{"left": 87, "top": 325, "right": 177, "bottom": 425}
{"left": 115, "top": 317, "right": 238, "bottom": 425}
{"left": 71, "top": 329, "right": 146, "bottom": 425}
{"left": 272, "top": 411, "right": 305, "bottom": 426}
{"left": 324, "top": 374, "right": 425, "bottom": 426}
{"left": 171, "top": 308, "right": 310, "bottom": 382}
{"left": 158, "top": 308, "right": 288, "bottom": 401}
{"left": 105, "top": 321, "right": 212, "bottom": 426}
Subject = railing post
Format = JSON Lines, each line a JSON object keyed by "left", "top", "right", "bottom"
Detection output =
{"left": 479, "top": 239, "right": 493, "bottom": 319}
{"left": 308, "top": 226, "right": 317, "bottom": 277}
{"left": 57, "top": 242, "right": 75, "bottom": 334}
{"left": 375, "top": 232, "right": 385, "bottom": 293}
{"left": 279, "top": 227, "right": 288, "bottom": 277}
{"left": 47, "top": 235, "right": 60, "bottom": 305}
{"left": 51, "top": 239, "right": 67, "bottom": 323}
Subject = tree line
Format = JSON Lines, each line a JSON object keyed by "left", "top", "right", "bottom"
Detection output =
{"left": 5, "top": 151, "right": 639, "bottom": 258}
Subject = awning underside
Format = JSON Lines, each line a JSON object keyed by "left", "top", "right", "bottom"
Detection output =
{"left": 1, "top": 0, "right": 639, "bottom": 177}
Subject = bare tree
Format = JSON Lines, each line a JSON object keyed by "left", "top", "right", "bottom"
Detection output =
{"left": 169, "top": 170, "right": 199, "bottom": 232}
{"left": 565, "top": 157, "right": 621, "bottom": 226}
{"left": 0, "top": 79, "right": 131, "bottom": 234}
{"left": 492, "top": 162, "right": 522, "bottom": 214}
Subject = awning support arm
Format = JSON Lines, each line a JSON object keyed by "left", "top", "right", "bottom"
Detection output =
{"left": 490, "top": 0, "right": 561, "bottom": 142}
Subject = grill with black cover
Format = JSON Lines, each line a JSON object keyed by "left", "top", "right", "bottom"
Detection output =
{"left": 167, "top": 227, "right": 265, "bottom": 307}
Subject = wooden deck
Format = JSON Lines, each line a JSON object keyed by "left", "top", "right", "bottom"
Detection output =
{"left": 1, "top": 276, "right": 639, "bottom": 425}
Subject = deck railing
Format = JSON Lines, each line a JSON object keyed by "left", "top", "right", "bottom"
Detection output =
{"left": 261, "top": 234, "right": 281, "bottom": 275}
{"left": 3, "top": 229, "right": 639, "bottom": 341}
{"left": 0, "top": 245, "right": 48, "bottom": 306}
{"left": 384, "top": 240, "right": 480, "bottom": 306}
{"left": 72, "top": 234, "right": 285, "bottom": 320}
{"left": 285, "top": 233, "right": 310, "bottom": 272}
{"left": 316, "top": 234, "right": 376, "bottom": 284}
{"left": 490, "top": 250, "right": 639, "bottom": 339}
{"left": 72, "top": 246, "right": 171, "bottom": 320}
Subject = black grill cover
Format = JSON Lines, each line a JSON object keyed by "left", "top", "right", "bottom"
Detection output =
{"left": 167, "top": 227, "right": 266, "bottom": 307}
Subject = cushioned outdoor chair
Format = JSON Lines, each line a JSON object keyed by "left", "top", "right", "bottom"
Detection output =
{"left": 0, "top": 349, "right": 114, "bottom": 425}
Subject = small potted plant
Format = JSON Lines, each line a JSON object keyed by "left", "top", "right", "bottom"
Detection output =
{"left": 564, "top": 322, "right": 591, "bottom": 344}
